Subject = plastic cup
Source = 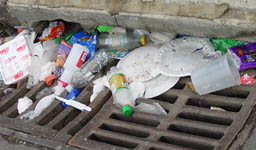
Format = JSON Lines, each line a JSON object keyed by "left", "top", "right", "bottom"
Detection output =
{"left": 191, "top": 54, "right": 241, "bottom": 95}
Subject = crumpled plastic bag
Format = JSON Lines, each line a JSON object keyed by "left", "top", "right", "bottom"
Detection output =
{"left": 17, "top": 97, "right": 33, "bottom": 114}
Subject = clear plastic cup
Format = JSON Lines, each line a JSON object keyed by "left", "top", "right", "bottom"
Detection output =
{"left": 191, "top": 54, "right": 241, "bottom": 95}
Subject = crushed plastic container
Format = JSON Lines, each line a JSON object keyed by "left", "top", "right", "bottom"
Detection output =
{"left": 191, "top": 54, "right": 241, "bottom": 95}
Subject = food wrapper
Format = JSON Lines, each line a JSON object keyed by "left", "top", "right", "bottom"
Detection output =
{"left": 229, "top": 42, "right": 256, "bottom": 71}
{"left": 39, "top": 21, "right": 65, "bottom": 42}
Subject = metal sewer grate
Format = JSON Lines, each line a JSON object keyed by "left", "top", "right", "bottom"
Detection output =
{"left": 68, "top": 77, "right": 256, "bottom": 150}
{"left": 0, "top": 75, "right": 255, "bottom": 150}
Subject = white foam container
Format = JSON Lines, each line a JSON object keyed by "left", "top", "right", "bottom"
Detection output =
{"left": 0, "top": 35, "right": 32, "bottom": 84}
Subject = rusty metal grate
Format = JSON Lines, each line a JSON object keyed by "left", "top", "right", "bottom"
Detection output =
{"left": 68, "top": 77, "right": 256, "bottom": 150}
{"left": 0, "top": 74, "right": 255, "bottom": 150}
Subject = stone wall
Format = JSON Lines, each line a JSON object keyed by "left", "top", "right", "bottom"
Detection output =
{"left": 1, "top": 0, "right": 256, "bottom": 41}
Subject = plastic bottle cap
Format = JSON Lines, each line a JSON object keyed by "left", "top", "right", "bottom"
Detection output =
{"left": 141, "top": 35, "right": 147, "bottom": 46}
{"left": 45, "top": 74, "right": 55, "bottom": 86}
{"left": 122, "top": 105, "right": 132, "bottom": 116}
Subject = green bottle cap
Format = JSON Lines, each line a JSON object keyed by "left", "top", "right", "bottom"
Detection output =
{"left": 97, "top": 25, "right": 113, "bottom": 33}
{"left": 122, "top": 105, "right": 132, "bottom": 116}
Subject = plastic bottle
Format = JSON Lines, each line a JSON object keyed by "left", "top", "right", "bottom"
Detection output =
{"left": 71, "top": 50, "right": 110, "bottom": 88}
{"left": 59, "top": 44, "right": 89, "bottom": 87}
{"left": 98, "top": 31, "right": 147, "bottom": 50}
{"left": 62, "top": 88, "right": 81, "bottom": 108}
{"left": 107, "top": 67, "right": 134, "bottom": 116}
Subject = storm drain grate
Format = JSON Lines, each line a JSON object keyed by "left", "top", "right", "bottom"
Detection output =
{"left": 0, "top": 73, "right": 112, "bottom": 145}
{"left": 68, "top": 77, "right": 256, "bottom": 150}
{"left": 0, "top": 74, "right": 255, "bottom": 150}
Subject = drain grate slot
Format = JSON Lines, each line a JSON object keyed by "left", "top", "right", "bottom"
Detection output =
{"left": 109, "top": 113, "right": 160, "bottom": 127}
{"left": 173, "top": 83, "right": 186, "bottom": 89}
{"left": 99, "top": 123, "right": 150, "bottom": 138}
{"left": 186, "top": 98, "right": 242, "bottom": 112}
{"left": 158, "top": 136, "right": 214, "bottom": 150}
{"left": 153, "top": 94, "right": 178, "bottom": 104}
{"left": 148, "top": 148, "right": 167, "bottom": 150}
{"left": 0, "top": 89, "right": 29, "bottom": 114}
{"left": 178, "top": 112, "right": 233, "bottom": 126}
{"left": 88, "top": 133, "right": 138, "bottom": 149}
{"left": 52, "top": 109, "right": 80, "bottom": 131}
{"left": 37, "top": 103, "right": 64, "bottom": 126}
{"left": 168, "top": 124, "right": 224, "bottom": 139}
{"left": 211, "top": 89, "right": 249, "bottom": 98}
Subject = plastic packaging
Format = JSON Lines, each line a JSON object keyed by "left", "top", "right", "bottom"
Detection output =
{"left": 191, "top": 54, "right": 241, "bottom": 95}
{"left": 59, "top": 44, "right": 89, "bottom": 87}
{"left": 54, "top": 40, "right": 72, "bottom": 78}
{"left": 0, "top": 35, "right": 32, "bottom": 84}
{"left": 107, "top": 67, "right": 134, "bottom": 116}
{"left": 210, "top": 38, "right": 246, "bottom": 53}
{"left": 240, "top": 74, "right": 255, "bottom": 85}
{"left": 71, "top": 50, "right": 110, "bottom": 88}
{"left": 71, "top": 32, "right": 98, "bottom": 59}
{"left": 39, "top": 21, "right": 65, "bottom": 41}
{"left": 229, "top": 42, "right": 256, "bottom": 71}
{"left": 62, "top": 88, "right": 81, "bottom": 108}
{"left": 56, "top": 40, "right": 72, "bottom": 67}
{"left": 98, "top": 32, "right": 146, "bottom": 50}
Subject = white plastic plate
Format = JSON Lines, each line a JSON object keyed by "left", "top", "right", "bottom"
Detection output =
{"left": 156, "top": 37, "right": 215, "bottom": 77}
{"left": 117, "top": 45, "right": 161, "bottom": 82}
{"left": 143, "top": 74, "right": 179, "bottom": 98}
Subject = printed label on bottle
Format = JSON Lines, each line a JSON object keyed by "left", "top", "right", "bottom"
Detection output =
{"left": 76, "top": 51, "right": 88, "bottom": 68}
{"left": 109, "top": 73, "right": 128, "bottom": 93}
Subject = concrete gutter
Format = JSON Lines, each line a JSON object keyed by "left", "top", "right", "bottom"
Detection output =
{"left": 2, "top": 0, "right": 256, "bottom": 41}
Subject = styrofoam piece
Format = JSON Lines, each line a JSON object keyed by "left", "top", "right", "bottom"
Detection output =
{"left": 156, "top": 37, "right": 215, "bottom": 77}
{"left": 143, "top": 74, "right": 179, "bottom": 98}
{"left": 117, "top": 46, "right": 161, "bottom": 82}
{"left": 0, "top": 35, "right": 32, "bottom": 84}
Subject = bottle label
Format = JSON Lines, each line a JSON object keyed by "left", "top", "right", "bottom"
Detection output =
{"left": 76, "top": 51, "right": 88, "bottom": 68}
{"left": 109, "top": 73, "right": 128, "bottom": 93}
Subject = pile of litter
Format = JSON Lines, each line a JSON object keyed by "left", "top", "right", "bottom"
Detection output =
{"left": 0, "top": 22, "right": 253, "bottom": 119}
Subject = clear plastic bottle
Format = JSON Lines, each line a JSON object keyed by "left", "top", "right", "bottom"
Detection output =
{"left": 107, "top": 67, "right": 134, "bottom": 116}
{"left": 71, "top": 50, "right": 110, "bottom": 88}
{"left": 98, "top": 31, "right": 147, "bottom": 50}
{"left": 59, "top": 44, "right": 89, "bottom": 87}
